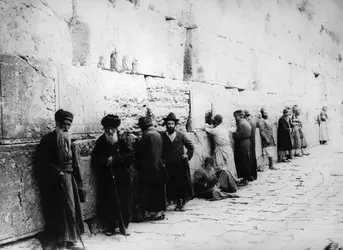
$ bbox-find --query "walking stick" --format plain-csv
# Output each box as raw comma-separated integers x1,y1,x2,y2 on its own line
108,163,128,241
60,179,86,250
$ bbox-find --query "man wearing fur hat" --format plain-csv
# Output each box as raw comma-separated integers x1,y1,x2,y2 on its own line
136,116,167,220
91,115,134,236
233,110,253,186
161,112,194,211
34,109,85,249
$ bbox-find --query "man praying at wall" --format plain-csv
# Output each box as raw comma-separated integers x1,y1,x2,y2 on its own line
233,110,253,186
244,110,258,180
91,115,134,236
258,108,277,170
317,106,330,145
136,116,167,221
34,109,85,250
162,112,194,211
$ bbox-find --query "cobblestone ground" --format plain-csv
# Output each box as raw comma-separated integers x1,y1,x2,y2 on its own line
82,142,343,250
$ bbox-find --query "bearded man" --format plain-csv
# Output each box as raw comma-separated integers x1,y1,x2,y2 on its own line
277,109,293,162
34,109,85,250
162,112,194,211
91,115,134,236
233,110,252,186
244,110,258,180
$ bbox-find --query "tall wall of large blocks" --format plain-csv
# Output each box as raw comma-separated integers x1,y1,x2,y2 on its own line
0,0,342,244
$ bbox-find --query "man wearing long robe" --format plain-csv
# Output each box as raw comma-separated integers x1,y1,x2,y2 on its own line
317,106,329,145
34,109,85,250
244,110,258,180
204,114,238,193
193,157,239,200
136,116,167,220
162,112,194,211
258,108,277,170
91,115,134,236
277,109,293,162
233,110,252,186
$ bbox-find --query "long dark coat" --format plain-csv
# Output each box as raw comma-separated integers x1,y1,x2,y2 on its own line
136,127,167,213
247,117,258,179
91,133,134,229
277,116,293,151
162,131,194,201
34,131,85,242
233,119,252,181
258,118,276,148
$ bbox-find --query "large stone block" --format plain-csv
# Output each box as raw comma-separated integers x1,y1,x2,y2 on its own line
190,82,239,130
146,77,189,128
0,55,56,143
135,0,192,26
76,0,186,79
42,0,74,22
0,0,73,64
0,238,42,250
58,66,148,134
0,145,43,245
186,27,251,89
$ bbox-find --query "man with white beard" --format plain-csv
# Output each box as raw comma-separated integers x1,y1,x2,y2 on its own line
91,115,134,236
34,109,85,250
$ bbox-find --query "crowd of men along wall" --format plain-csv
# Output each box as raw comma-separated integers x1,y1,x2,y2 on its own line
1,0,343,245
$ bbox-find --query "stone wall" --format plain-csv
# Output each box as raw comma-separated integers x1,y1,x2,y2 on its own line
1,0,343,245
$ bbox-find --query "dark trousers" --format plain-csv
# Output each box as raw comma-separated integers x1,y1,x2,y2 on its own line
236,139,252,181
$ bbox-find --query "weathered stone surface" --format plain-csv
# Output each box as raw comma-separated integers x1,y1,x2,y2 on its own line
0,0,73,64
42,0,74,23
146,77,189,128
58,67,148,134
0,238,42,250
0,55,56,142
0,144,43,245
76,0,186,79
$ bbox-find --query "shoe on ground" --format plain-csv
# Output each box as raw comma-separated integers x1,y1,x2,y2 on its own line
269,166,277,170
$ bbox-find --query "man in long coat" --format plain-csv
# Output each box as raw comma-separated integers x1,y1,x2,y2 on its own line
277,109,293,162
34,109,85,250
258,108,277,170
91,115,134,236
244,110,258,180
233,110,252,186
162,113,194,211
136,116,167,220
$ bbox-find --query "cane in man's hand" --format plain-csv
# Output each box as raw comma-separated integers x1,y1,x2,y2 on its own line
108,159,128,241
60,179,86,249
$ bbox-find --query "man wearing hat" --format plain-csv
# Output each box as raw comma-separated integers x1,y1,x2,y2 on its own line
233,110,253,186
277,109,293,162
136,116,167,220
34,109,85,249
244,110,258,180
161,112,194,211
91,114,134,236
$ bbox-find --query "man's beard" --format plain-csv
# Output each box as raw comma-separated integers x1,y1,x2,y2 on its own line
56,127,71,161
166,127,175,135
105,132,118,145
262,114,268,119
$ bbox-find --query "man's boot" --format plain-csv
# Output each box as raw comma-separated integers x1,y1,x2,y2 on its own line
269,157,277,170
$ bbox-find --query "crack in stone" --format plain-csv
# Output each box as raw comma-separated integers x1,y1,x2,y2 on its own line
18,55,53,80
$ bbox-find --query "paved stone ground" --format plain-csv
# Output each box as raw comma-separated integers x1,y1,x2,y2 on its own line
82,142,343,250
